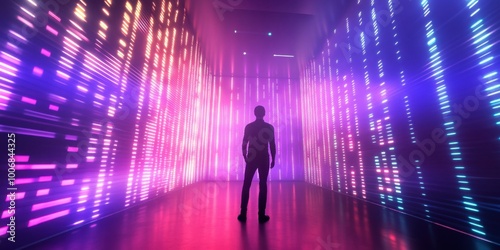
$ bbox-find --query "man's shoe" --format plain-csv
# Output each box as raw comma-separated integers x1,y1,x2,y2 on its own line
258,214,270,223
237,214,247,222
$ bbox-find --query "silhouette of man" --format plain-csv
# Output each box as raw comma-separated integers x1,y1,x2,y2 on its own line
238,105,276,223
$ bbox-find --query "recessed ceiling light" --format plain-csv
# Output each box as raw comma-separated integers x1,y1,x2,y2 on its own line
243,52,247,55
268,32,272,36
234,30,237,33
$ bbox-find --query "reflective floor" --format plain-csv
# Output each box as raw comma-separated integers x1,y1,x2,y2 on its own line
27,182,497,250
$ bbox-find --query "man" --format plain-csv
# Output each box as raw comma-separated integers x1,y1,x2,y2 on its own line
238,105,276,223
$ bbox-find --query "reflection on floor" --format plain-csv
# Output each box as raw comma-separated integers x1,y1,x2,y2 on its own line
28,181,496,250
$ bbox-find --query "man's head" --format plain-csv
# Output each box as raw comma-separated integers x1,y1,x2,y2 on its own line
254,105,265,119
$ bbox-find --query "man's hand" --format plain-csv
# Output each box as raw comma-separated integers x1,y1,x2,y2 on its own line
271,160,275,169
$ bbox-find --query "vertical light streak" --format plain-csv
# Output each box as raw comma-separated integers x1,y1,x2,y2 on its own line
419,0,485,235
464,0,500,135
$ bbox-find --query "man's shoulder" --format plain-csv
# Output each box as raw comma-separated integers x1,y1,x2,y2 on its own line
265,121,274,129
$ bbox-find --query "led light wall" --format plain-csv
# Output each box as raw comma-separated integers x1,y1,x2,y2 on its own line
0,0,213,247
301,0,500,245
206,76,304,181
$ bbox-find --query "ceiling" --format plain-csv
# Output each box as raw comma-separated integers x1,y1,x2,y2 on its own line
184,0,353,78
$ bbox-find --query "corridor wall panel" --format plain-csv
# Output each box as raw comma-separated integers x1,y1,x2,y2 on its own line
0,0,212,247
300,0,500,245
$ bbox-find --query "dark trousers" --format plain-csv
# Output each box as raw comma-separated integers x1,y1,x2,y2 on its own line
240,161,270,215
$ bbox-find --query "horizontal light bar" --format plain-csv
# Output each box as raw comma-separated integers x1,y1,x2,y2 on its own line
273,54,294,58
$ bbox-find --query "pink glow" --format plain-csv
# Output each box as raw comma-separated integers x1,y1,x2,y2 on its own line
32,198,71,211
49,104,59,111
61,179,75,186
36,189,50,196
41,48,51,57
28,209,70,227
1,210,14,219
65,135,77,141
77,85,88,93
17,16,33,28
56,70,70,80
67,164,78,169
46,25,59,36
0,226,6,236
48,11,61,22
14,155,29,162
16,164,55,170
15,178,35,184
4,192,24,201
32,66,43,76
39,176,53,182
67,146,78,152
73,220,84,225
21,96,37,105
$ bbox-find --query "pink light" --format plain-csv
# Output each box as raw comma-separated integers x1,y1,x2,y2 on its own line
32,66,43,77
41,48,51,57
46,25,59,36
36,189,50,196
61,179,75,186
28,209,70,227
15,178,35,184
16,164,55,170
48,11,61,22
9,30,27,42
65,135,77,141
48,93,67,103
1,210,14,219
4,192,25,201
1,51,20,65
0,62,17,76
0,226,6,236
86,156,95,162
67,146,78,152
21,96,37,105
67,164,78,169
49,104,59,111
73,220,84,225
39,176,53,182
16,16,33,28
77,85,88,93
56,70,70,80
32,198,71,211
14,155,29,162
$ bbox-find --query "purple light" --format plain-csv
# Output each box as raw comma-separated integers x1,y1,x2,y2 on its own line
36,189,50,196
61,180,75,186
4,192,25,202
21,96,36,105
48,104,59,111
32,67,43,76
16,164,56,170
32,198,72,212
41,48,51,57
28,210,70,227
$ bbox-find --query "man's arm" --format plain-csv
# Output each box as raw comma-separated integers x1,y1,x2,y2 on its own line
242,125,249,162
270,125,276,168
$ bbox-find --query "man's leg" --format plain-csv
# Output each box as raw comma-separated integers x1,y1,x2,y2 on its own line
257,162,270,222
239,164,257,221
